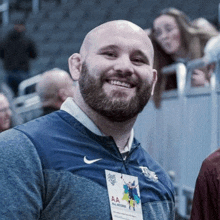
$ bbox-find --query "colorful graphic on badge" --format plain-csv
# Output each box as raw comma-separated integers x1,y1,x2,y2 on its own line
121,175,141,211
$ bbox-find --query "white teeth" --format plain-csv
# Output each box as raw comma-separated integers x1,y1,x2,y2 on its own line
109,80,131,88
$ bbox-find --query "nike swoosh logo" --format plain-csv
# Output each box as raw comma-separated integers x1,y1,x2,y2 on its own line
84,156,102,164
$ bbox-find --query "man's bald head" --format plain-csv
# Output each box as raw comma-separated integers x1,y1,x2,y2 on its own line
36,68,75,108
80,20,154,66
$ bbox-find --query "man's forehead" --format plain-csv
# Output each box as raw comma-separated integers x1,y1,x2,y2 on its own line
0,95,8,105
80,20,154,62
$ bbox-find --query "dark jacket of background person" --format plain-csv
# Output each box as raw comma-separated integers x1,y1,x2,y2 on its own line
0,23,37,96
190,148,220,220
0,29,37,72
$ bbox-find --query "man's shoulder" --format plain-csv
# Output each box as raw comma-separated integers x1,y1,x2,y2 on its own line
134,142,175,192
135,142,163,171
15,110,84,141
0,111,77,160
16,110,69,133
205,148,220,163
198,148,220,178
0,128,40,161
202,148,220,168
0,127,29,144
15,113,55,132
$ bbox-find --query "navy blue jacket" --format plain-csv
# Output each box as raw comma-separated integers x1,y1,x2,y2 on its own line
0,110,175,219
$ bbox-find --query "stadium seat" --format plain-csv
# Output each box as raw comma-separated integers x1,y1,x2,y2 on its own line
53,56,69,71
31,56,52,75
48,10,65,21
68,8,86,20
33,32,49,43
56,19,78,32
13,92,43,122
38,21,57,32
48,32,71,43
39,42,61,57
18,74,42,96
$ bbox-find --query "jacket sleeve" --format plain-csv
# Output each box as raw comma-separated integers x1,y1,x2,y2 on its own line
0,129,44,219
0,43,4,59
28,40,38,59
190,159,219,220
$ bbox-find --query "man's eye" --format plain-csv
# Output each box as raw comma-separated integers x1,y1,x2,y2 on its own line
132,58,145,64
103,51,117,57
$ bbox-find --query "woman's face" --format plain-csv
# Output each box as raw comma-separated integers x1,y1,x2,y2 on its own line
153,15,182,55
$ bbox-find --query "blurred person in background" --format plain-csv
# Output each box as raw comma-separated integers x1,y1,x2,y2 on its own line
192,18,219,35
0,82,24,126
189,18,219,88
191,68,210,87
0,93,12,132
36,68,75,116
0,19,37,96
191,33,220,88
150,7,217,108
203,34,220,73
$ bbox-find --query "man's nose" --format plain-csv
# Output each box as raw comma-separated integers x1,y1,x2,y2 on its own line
6,108,12,118
113,56,134,76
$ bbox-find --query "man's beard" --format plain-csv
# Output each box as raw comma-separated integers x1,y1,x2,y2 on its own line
78,62,153,122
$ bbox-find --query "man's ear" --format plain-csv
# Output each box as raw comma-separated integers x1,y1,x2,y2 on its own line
68,53,82,81
151,69,157,96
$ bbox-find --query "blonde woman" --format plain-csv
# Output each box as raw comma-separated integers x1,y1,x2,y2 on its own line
150,8,217,108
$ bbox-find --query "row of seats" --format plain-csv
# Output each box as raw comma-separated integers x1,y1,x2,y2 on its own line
2,0,218,76
31,55,69,75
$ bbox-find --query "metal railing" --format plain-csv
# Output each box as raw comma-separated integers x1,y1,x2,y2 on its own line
32,0,40,14
162,63,187,96
159,57,220,219
173,183,194,219
0,0,9,25
18,74,42,96
13,92,42,122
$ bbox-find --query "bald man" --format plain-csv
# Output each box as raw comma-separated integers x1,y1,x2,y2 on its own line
0,20,175,219
0,93,12,132
36,68,75,115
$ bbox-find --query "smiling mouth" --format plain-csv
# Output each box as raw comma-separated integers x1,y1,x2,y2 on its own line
107,80,134,88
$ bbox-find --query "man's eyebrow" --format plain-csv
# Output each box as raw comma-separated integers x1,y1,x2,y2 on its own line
98,45,119,53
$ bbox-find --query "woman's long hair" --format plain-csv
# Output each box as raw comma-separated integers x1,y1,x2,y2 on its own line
150,8,217,108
